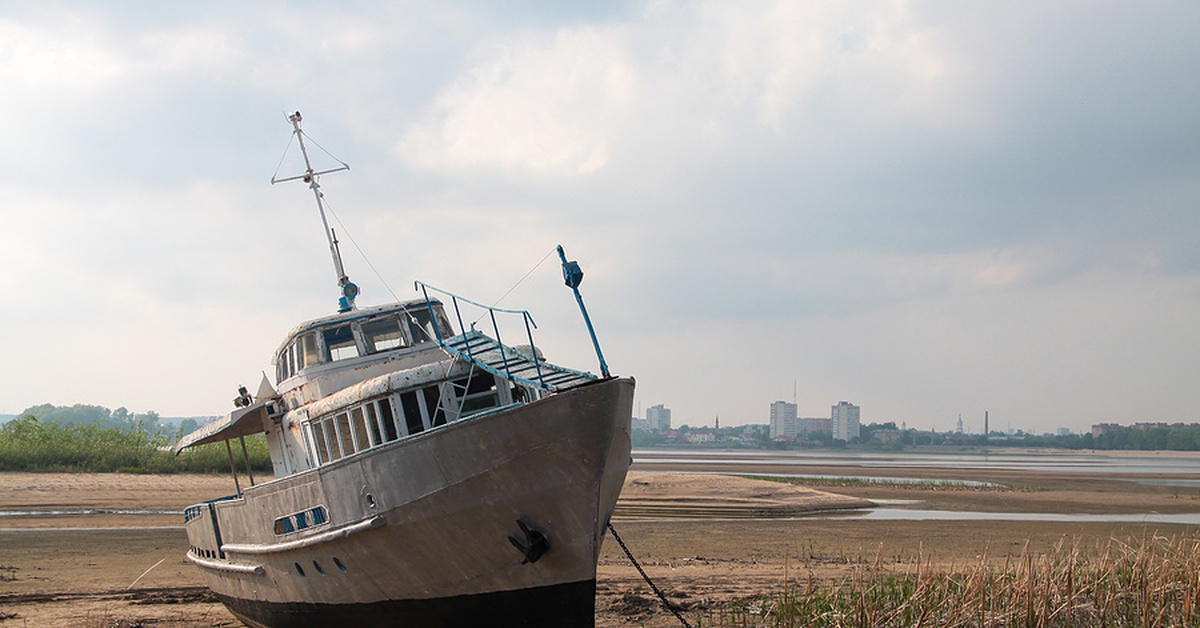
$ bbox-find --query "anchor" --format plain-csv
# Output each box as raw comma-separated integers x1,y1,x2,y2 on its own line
507,519,549,564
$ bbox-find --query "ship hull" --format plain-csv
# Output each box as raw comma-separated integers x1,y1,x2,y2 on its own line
185,377,634,628
216,579,595,628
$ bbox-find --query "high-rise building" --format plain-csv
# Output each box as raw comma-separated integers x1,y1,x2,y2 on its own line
646,404,671,432
769,401,798,439
832,401,860,441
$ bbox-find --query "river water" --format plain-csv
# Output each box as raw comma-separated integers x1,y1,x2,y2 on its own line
634,448,1200,476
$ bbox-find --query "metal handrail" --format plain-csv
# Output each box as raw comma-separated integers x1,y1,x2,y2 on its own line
413,281,545,387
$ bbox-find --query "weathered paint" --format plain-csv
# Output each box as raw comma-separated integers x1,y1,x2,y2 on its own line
184,377,633,627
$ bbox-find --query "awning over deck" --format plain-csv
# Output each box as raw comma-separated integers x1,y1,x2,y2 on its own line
174,399,272,454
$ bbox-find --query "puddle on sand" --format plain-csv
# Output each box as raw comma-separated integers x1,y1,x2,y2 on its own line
811,509,1200,524
0,508,181,517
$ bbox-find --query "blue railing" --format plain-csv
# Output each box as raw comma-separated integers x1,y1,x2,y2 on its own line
414,281,546,388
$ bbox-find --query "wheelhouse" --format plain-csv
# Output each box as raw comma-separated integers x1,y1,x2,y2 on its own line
267,296,557,474
274,299,456,384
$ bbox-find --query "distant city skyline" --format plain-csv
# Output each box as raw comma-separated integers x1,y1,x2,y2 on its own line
635,398,1096,436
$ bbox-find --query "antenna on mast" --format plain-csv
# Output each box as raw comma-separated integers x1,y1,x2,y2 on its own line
271,111,358,312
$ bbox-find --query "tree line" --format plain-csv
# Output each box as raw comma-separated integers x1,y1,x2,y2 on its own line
633,421,1200,451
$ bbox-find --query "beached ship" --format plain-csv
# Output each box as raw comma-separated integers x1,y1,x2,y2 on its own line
175,112,634,627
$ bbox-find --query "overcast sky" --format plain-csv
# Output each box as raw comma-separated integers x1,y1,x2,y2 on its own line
2,1,1197,432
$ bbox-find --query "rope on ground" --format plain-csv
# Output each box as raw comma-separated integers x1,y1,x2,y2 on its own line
607,522,693,628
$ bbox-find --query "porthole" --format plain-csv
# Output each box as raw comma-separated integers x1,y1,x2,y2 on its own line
313,560,325,576
294,562,306,577
333,557,347,572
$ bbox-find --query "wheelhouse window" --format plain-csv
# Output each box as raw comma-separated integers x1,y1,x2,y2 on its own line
277,332,320,382
362,317,406,353
300,333,319,367
323,325,359,362
276,305,456,383
405,308,453,345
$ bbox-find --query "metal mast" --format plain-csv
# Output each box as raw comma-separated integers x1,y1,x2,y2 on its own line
271,111,358,312
557,245,610,378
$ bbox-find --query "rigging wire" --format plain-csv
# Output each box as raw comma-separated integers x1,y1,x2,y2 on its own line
491,247,557,309
300,131,351,171
322,196,400,303
322,196,443,346
271,117,438,347
271,125,350,182
471,247,558,328
270,131,297,183
277,122,552,347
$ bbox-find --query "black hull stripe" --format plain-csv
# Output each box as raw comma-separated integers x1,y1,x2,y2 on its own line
217,579,596,628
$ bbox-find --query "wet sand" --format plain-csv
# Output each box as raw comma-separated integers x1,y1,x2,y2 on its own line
2,454,1199,627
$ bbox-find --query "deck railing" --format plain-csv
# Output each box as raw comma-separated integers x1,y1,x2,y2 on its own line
413,281,546,388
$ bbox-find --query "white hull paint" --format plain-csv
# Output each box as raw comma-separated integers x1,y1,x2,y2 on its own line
185,377,633,627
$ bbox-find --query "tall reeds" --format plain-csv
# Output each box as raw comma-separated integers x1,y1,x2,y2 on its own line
0,416,270,473
695,534,1200,627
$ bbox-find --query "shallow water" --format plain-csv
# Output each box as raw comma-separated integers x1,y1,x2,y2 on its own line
811,509,1200,524
634,448,1200,524
635,448,1200,476
0,508,181,517
661,470,1004,487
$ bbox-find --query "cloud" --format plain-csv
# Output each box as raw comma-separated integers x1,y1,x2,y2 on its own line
1,0,1197,433
0,13,127,87
399,26,637,176
697,0,949,131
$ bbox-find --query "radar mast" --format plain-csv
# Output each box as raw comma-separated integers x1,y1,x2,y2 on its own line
271,111,358,312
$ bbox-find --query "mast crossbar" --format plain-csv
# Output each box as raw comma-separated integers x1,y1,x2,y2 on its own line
273,111,359,312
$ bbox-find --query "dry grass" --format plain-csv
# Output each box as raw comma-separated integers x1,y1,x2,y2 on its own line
693,534,1200,627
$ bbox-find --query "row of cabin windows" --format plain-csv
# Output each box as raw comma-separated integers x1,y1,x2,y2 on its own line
304,372,534,466
277,308,453,382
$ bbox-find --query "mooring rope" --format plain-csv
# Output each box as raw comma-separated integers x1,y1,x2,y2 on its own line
607,522,693,628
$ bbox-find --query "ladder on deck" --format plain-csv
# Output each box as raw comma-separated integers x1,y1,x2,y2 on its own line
440,330,597,392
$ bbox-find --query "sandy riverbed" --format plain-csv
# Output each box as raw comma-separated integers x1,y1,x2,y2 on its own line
2,458,1199,627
